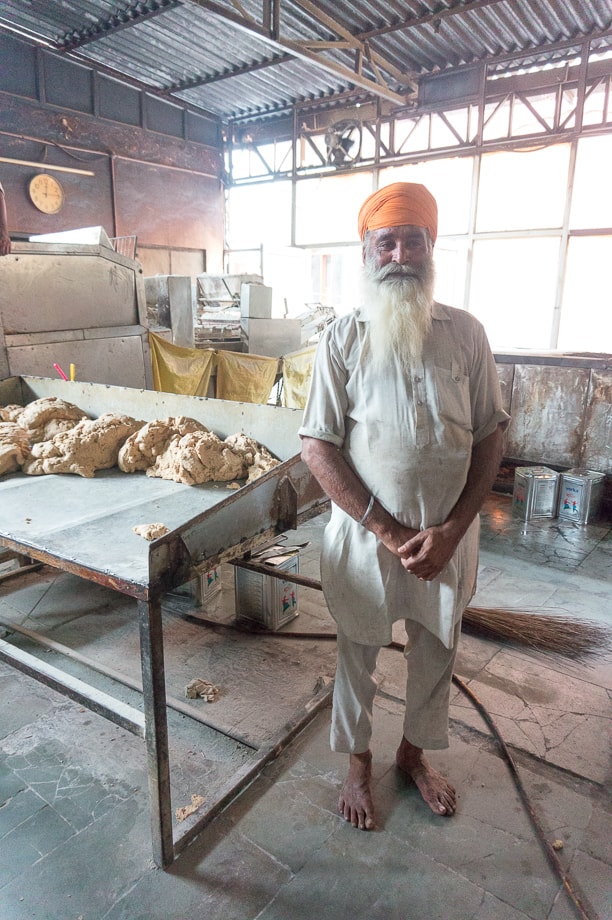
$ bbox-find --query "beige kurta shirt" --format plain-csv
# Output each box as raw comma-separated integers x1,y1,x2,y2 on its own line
299,302,510,649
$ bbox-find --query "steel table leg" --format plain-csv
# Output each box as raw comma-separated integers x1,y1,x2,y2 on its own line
137,598,174,868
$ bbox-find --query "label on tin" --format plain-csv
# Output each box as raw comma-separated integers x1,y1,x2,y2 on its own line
559,481,584,517
512,480,527,513
532,479,558,515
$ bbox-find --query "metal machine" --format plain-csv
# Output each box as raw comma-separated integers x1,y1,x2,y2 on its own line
195,273,336,356
0,229,152,388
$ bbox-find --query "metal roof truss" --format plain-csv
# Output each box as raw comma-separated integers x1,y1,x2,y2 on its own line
228,47,612,183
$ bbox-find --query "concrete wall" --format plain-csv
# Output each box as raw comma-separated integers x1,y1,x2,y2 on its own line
495,353,611,477
0,33,226,273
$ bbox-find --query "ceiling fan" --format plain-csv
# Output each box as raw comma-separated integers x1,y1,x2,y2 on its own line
324,119,362,167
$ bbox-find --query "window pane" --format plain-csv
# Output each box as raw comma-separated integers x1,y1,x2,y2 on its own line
250,245,363,318
295,172,373,245
308,246,362,316
476,145,570,232
570,135,612,229
228,140,292,180
469,237,560,349
433,240,468,308
226,249,262,277
583,79,611,126
261,246,312,316
558,236,612,353
226,182,292,249
379,157,473,235
512,90,560,136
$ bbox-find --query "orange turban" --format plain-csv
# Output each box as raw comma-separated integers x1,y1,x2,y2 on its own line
358,182,438,244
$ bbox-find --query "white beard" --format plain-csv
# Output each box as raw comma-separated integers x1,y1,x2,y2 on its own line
362,256,435,372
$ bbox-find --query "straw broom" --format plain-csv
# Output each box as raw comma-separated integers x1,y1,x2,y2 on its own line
462,605,611,661
234,560,611,662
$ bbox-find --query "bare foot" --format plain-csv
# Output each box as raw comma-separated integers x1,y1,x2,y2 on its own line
396,736,457,816
338,750,376,830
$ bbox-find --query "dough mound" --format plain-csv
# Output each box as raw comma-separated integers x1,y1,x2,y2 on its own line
133,523,170,541
224,432,280,483
2,401,280,486
17,397,88,443
23,413,142,478
119,416,245,485
118,416,208,472
0,422,32,476
0,404,25,423
149,430,246,485
118,417,281,485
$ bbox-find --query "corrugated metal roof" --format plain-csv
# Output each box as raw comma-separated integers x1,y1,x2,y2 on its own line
1,0,610,125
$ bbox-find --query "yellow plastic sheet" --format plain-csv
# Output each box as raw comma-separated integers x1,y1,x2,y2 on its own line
282,344,317,408
149,332,214,397
215,350,279,404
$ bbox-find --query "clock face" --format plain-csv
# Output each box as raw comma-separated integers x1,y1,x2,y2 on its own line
29,174,65,214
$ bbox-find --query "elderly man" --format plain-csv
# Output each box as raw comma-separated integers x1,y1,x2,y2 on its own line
299,182,509,830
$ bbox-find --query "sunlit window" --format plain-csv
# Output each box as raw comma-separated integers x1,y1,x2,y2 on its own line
477,145,570,232
295,172,372,245
433,240,468,308
307,246,362,315
228,141,293,180
226,134,611,353
226,181,292,249
570,135,612,229
469,237,561,350
582,79,611,126
514,90,560,136
225,249,262,277
558,236,612,352
261,245,313,316
379,157,473,236
394,116,431,156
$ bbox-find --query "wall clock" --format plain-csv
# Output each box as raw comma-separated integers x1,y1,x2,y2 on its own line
28,173,65,214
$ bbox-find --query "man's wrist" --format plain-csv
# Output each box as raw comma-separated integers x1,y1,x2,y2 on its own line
439,516,469,546
358,495,375,526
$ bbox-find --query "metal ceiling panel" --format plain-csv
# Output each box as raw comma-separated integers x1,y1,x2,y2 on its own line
0,0,610,125
177,58,347,119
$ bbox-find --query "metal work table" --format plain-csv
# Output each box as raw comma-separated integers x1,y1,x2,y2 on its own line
0,376,327,867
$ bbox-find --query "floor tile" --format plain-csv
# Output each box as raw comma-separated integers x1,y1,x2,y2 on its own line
0,493,610,920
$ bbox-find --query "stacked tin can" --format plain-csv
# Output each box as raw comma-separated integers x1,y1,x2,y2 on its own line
557,469,605,524
235,552,299,630
512,465,605,523
511,466,560,520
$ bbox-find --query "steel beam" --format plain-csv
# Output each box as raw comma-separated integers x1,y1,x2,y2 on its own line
0,638,145,736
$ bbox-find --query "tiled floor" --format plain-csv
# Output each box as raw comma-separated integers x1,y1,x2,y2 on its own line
0,492,610,920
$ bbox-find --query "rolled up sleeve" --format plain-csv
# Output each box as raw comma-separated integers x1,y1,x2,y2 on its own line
298,322,350,448
469,322,511,445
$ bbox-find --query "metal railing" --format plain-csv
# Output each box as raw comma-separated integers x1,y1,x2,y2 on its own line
109,235,138,259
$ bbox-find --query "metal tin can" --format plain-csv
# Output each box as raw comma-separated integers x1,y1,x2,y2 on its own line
557,469,605,524
512,466,560,520
235,554,299,631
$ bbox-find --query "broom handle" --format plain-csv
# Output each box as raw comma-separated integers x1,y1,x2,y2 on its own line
451,672,593,920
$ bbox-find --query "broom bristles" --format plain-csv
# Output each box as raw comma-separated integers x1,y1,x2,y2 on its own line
463,606,611,661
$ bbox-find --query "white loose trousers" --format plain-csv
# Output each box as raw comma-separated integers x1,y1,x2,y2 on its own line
331,619,462,753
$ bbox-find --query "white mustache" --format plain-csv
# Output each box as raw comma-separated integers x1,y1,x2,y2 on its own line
382,264,418,277
368,263,421,283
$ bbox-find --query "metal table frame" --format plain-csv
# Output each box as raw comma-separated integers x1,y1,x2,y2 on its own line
0,376,328,867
